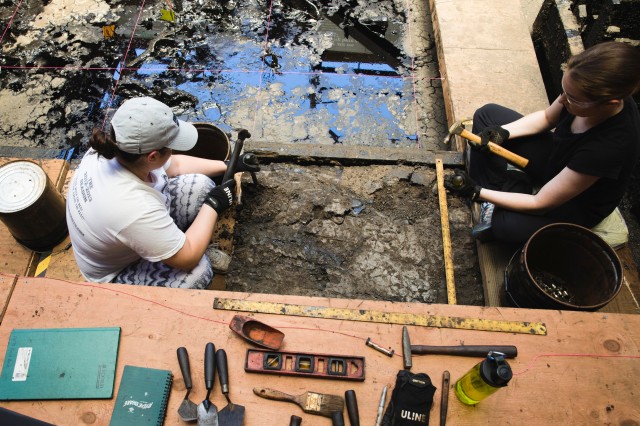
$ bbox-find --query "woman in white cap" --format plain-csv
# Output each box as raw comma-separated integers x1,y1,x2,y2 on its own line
66,96,259,289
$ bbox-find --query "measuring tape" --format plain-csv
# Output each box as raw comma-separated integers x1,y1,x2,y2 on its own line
213,298,547,335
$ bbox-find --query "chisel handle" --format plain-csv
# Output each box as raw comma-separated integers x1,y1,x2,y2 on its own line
411,345,518,358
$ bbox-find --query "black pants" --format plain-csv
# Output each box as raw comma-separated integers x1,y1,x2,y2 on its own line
469,104,592,244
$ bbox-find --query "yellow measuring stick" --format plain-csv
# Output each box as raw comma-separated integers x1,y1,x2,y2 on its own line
213,298,547,335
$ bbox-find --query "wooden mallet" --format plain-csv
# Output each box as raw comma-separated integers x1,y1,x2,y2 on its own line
447,120,529,169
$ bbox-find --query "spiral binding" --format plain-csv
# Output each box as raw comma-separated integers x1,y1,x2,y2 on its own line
158,373,173,426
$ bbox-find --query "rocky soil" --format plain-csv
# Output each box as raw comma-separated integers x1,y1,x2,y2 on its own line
225,162,484,305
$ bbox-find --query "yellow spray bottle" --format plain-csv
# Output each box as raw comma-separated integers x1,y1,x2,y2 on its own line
454,351,513,405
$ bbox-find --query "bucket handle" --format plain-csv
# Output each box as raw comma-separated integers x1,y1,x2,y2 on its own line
503,248,523,308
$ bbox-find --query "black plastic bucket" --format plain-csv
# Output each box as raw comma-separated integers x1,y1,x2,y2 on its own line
174,122,230,161
503,223,622,311
0,160,68,251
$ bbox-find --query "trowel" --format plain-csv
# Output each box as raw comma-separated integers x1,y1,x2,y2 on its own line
197,342,219,426
216,348,246,425
177,347,198,422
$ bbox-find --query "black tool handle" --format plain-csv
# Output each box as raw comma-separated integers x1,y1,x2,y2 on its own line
289,415,302,426
222,129,251,182
440,370,450,426
345,390,360,426
215,348,229,396
204,342,216,390
411,345,517,358
331,410,345,426
177,347,192,390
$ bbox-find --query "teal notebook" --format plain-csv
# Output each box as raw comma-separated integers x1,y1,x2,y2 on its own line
109,365,173,426
0,327,121,400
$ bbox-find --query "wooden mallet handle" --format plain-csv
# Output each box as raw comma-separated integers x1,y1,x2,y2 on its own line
460,129,529,169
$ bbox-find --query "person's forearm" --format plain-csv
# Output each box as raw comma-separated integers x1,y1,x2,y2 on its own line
502,110,554,139
477,188,545,213
165,206,218,271
501,98,563,139
166,154,226,178
184,206,218,256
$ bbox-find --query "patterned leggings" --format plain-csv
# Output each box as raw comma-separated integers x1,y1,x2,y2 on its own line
112,174,216,289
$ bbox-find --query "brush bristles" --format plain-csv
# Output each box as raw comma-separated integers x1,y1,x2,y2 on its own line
303,392,344,416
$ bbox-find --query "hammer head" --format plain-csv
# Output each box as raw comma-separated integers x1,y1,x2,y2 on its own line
402,326,412,370
238,129,251,141
447,120,466,137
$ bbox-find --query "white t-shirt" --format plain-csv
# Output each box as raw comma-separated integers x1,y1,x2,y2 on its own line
66,150,185,282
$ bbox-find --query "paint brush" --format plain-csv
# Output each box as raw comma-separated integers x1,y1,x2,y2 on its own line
253,387,344,418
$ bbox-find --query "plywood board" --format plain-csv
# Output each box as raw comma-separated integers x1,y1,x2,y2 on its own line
0,275,16,324
0,276,639,424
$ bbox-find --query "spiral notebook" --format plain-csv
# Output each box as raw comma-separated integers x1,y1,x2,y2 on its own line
109,365,172,426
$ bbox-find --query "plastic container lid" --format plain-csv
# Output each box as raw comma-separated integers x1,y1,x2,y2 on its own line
0,161,47,213
480,352,513,388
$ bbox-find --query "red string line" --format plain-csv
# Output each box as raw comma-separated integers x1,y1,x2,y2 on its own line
512,352,640,376
404,0,422,149
101,0,148,130
0,0,24,46
252,0,276,136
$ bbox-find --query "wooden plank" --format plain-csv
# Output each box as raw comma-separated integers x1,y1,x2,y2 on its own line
0,275,17,324
476,239,519,307
600,246,640,314
0,276,639,424
0,158,68,277
245,141,464,166
32,167,83,282
428,0,548,123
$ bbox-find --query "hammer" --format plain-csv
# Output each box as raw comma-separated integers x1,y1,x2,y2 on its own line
223,129,252,205
402,326,517,370
447,120,529,169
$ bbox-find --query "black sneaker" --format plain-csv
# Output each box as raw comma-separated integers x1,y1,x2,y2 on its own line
471,202,495,241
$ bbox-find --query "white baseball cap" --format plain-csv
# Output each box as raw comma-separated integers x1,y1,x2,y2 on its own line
111,97,198,154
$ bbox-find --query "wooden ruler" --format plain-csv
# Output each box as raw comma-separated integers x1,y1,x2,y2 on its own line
213,298,547,335
436,158,457,304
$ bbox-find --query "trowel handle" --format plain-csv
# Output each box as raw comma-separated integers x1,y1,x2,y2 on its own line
411,345,517,358
204,342,216,391
177,347,193,390
215,349,230,395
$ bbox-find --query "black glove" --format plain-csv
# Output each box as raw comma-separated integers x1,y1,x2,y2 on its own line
475,125,510,151
204,179,236,214
225,153,260,173
444,170,482,201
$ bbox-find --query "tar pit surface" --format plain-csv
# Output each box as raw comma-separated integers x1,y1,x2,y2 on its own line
0,0,483,304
